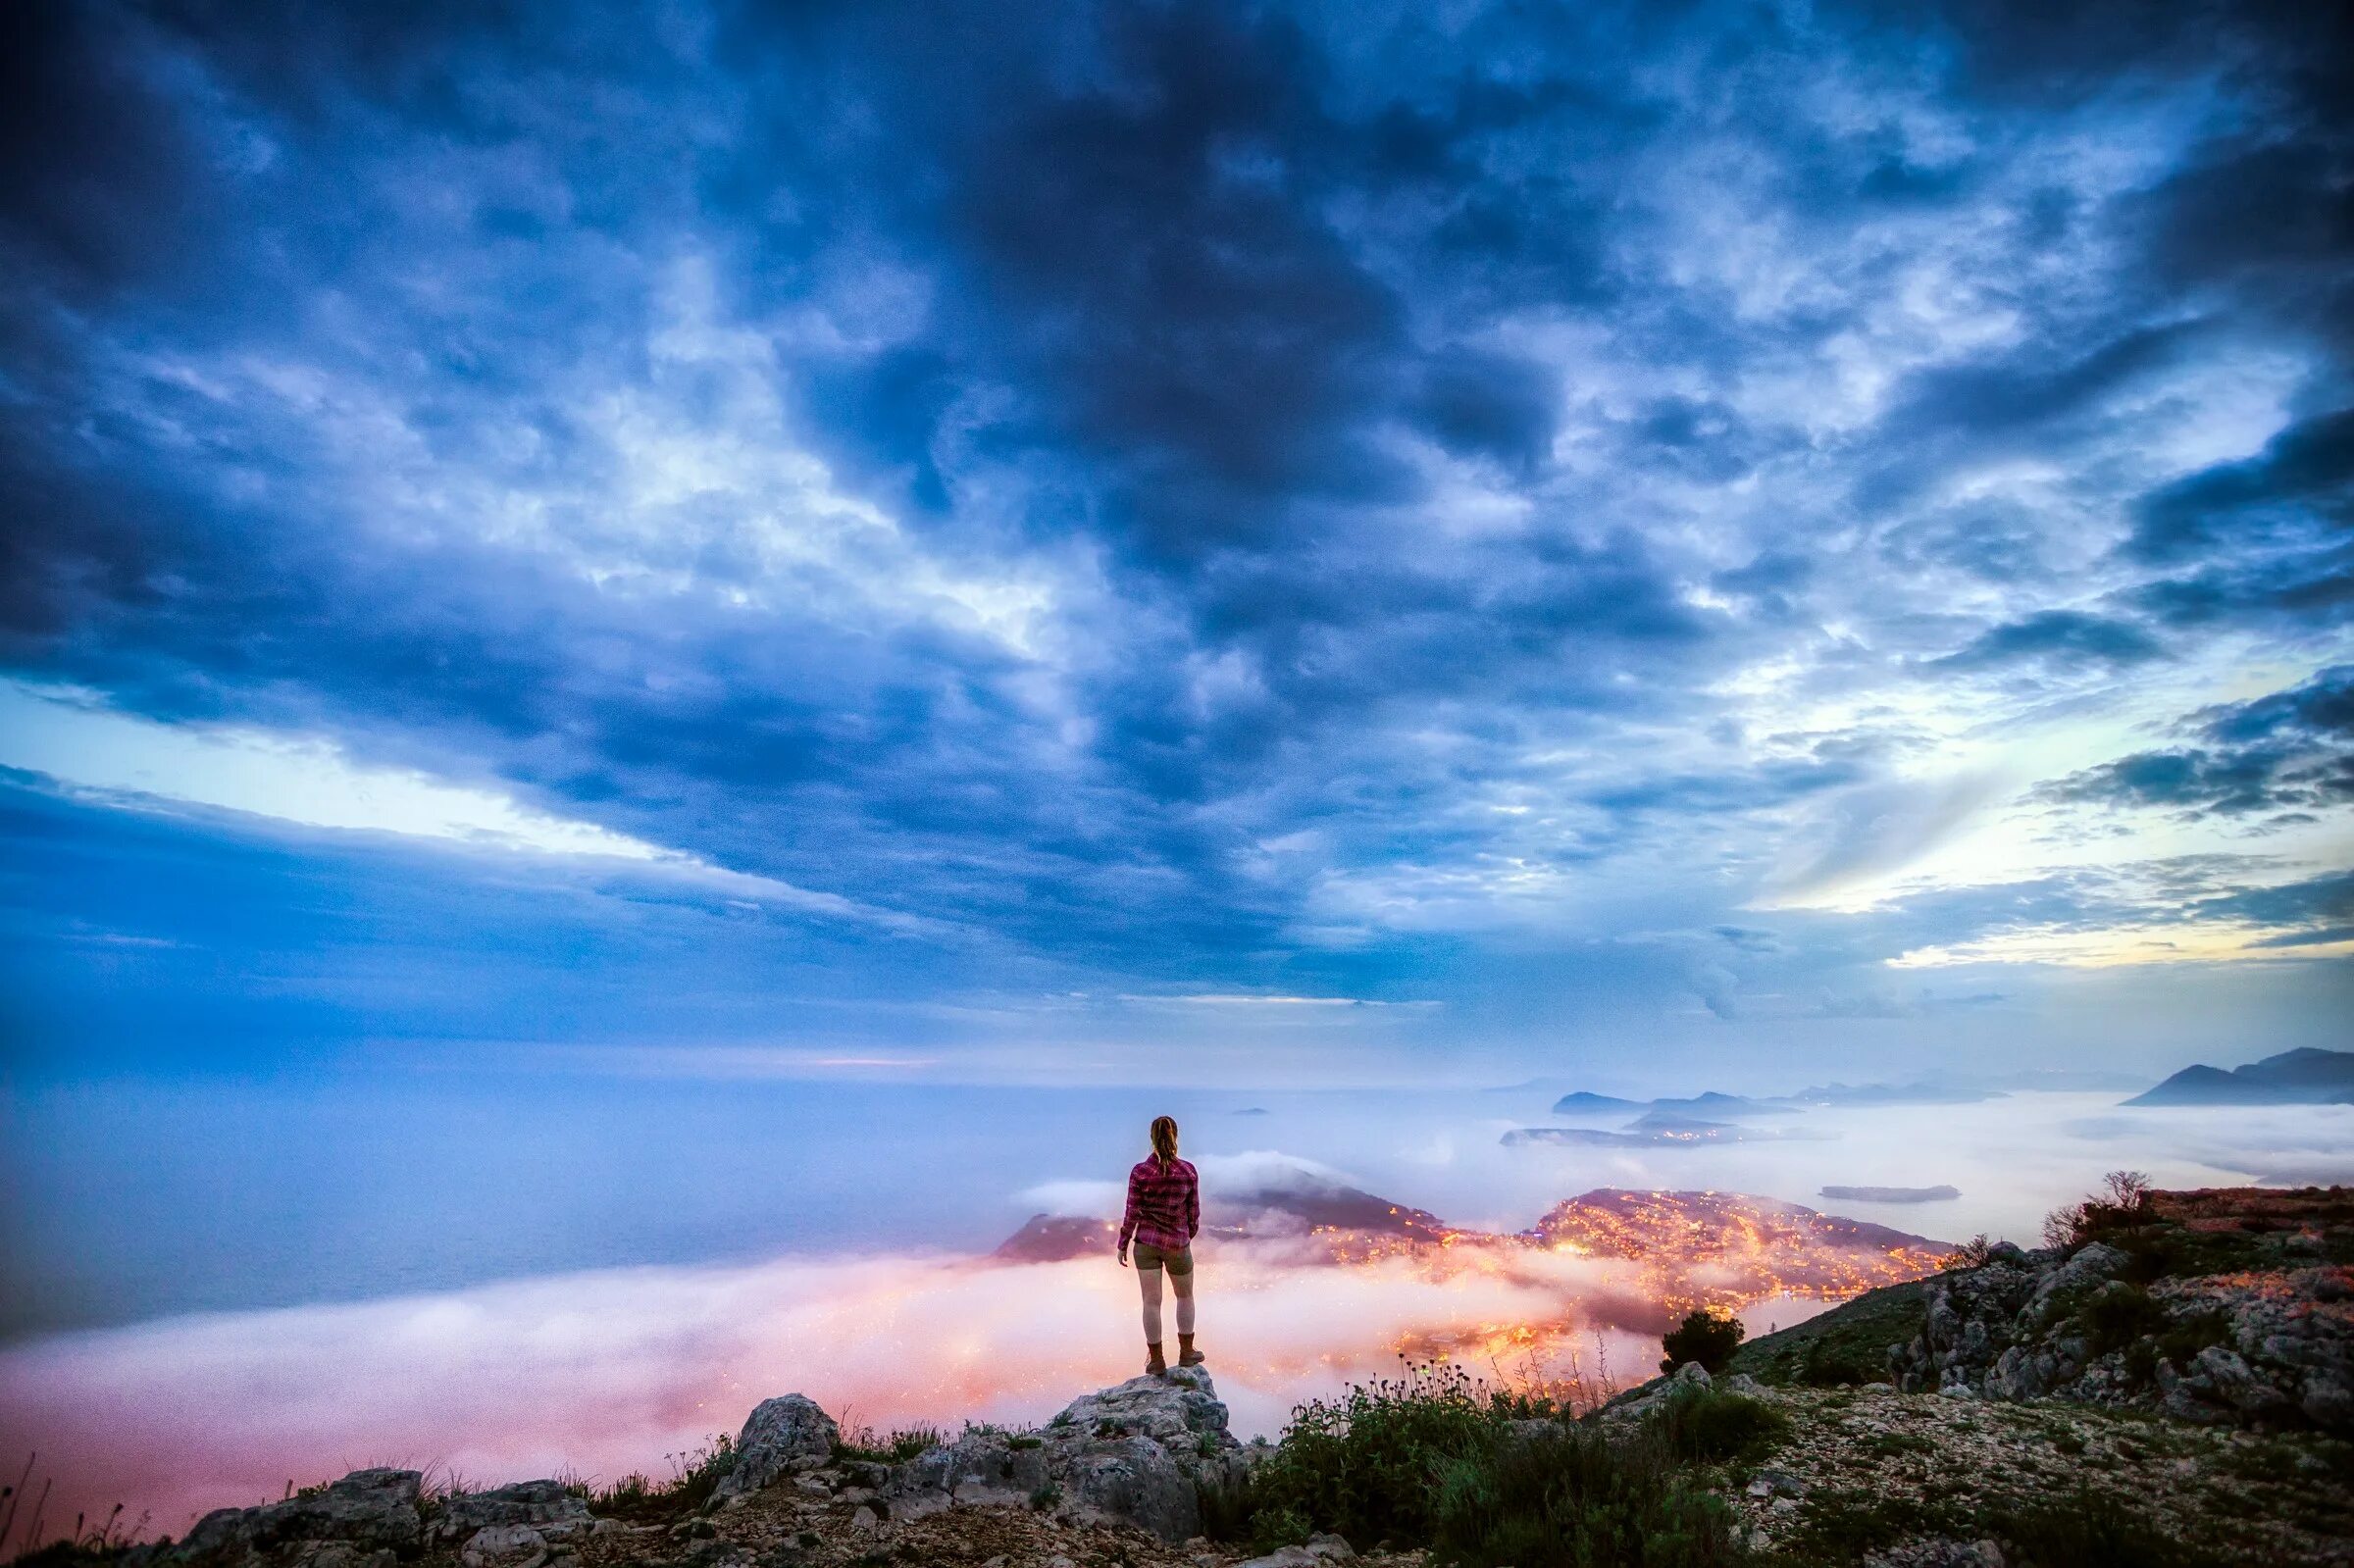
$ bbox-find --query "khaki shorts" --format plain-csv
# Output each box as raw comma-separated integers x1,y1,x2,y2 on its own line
1133,1241,1194,1275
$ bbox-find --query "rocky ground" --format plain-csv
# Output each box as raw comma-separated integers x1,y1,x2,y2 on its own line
1705,1370,2347,1565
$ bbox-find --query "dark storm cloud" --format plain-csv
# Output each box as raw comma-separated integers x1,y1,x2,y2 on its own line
3,0,2351,1069
2037,668,2354,819
2129,407,2354,562
0,5,213,299
2128,543,2354,632
1929,610,2167,672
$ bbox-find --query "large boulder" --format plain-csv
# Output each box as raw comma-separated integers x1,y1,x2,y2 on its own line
169,1469,423,1567
881,1365,1245,1542
712,1393,842,1501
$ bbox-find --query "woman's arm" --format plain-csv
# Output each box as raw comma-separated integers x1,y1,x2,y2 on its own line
1117,1165,1142,1256
1186,1163,1201,1239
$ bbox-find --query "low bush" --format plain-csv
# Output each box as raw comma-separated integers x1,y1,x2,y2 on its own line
1430,1424,1746,1568
1243,1361,1502,1548
1203,1360,1764,1566
1648,1390,1789,1465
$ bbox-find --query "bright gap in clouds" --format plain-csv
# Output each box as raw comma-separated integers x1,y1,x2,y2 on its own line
0,682,660,859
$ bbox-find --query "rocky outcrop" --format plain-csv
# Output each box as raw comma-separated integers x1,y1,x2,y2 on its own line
712,1393,841,1501
1889,1238,2353,1434
436,1481,592,1542
431,1480,608,1568
880,1365,1248,1542
163,1469,424,1568
141,1472,617,1568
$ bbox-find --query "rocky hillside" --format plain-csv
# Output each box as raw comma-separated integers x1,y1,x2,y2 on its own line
1732,1184,2354,1434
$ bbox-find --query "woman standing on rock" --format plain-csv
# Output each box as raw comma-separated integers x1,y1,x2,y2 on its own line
1116,1114,1203,1377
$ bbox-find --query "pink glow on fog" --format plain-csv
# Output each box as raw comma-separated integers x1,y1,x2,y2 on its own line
0,1242,1673,1543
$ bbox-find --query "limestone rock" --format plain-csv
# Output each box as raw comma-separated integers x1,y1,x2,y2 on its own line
713,1394,841,1500
1887,1234,2351,1435
438,1481,591,1542
170,1469,423,1567
881,1365,1243,1542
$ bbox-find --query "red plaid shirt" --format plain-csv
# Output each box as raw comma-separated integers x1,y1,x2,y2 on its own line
1118,1156,1200,1252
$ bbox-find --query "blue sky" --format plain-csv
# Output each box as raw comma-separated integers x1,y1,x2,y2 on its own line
2,0,2349,1086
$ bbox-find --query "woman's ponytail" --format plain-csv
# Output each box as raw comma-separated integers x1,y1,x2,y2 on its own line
1149,1115,1179,1167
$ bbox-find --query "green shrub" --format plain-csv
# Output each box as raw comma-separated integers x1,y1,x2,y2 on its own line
1250,1505,1312,1555
1429,1423,1748,1567
1648,1390,1790,1465
1206,1360,1766,1566
1245,1361,1501,1548
1659,1310,1745,1375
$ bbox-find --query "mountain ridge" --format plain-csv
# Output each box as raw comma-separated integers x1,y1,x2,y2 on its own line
2124,1046,2354,1105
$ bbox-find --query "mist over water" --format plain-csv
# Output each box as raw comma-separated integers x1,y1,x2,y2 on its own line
4,1074,2349,1541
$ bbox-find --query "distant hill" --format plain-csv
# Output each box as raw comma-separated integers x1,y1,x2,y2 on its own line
1550,1089,1646,1116
2124,1047,2354,1106
1549,1081,2006,1120
991,1213,1119,1263
1649,1090,1778,1119
1548,1088,1788,1119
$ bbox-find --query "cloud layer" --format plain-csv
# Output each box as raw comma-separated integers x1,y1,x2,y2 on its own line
1,0,2350,1074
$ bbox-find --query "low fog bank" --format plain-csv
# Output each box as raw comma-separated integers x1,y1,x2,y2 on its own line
0,1241,1661,1545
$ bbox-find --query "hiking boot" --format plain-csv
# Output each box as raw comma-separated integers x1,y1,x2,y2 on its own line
1178,1334,1204,1367
1145,1340,1168,1377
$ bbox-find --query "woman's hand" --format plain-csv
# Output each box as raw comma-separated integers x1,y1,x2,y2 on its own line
1116,1244,1129,1268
